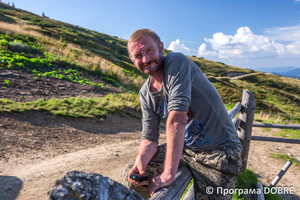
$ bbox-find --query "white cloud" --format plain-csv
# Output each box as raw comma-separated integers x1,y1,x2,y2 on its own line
167,26,300,69
198,27,289,59
167,39,190,54
264,24,300,55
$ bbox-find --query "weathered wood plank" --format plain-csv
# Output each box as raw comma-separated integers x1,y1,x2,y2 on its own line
150,165,193,200
237,90,256,173
251,136,300,144
253,123,300,129
182,183,195,200
233,117,241,132
228,102,241,119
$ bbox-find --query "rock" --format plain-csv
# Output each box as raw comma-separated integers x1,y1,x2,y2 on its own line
49,171,144,200
0,72,14,76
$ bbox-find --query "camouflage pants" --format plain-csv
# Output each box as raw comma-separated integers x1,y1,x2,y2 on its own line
123,144,242,200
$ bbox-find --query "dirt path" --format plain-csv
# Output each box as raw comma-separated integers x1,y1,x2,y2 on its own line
1,140,140,200
248,127,300,200
0,112,299,200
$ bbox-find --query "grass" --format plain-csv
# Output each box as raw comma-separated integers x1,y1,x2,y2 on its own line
262,127,271,133
274,129,300,140
0,93,140,119
233,169,281,200
270,153,300,170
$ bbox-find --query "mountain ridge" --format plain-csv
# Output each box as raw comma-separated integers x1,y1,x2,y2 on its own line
255,66,300,79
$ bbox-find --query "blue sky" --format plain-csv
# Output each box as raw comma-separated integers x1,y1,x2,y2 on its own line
6,0,300,70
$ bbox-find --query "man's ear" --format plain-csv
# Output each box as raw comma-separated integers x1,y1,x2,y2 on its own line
159,42,164,54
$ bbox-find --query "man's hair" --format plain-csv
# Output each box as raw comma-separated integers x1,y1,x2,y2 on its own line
127,28,162,55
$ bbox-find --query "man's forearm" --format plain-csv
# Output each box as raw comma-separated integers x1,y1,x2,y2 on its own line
164,110,187,178
136,139,158,167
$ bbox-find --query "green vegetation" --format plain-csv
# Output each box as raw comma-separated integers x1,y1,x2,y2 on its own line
32,68,104,88
270,153,300,169
3,79,11,86
233,169,281,200
262,127,271,133
0,93,140,118
274,129,300,140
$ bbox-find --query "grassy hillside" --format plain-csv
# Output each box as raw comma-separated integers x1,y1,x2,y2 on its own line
0,2,299,123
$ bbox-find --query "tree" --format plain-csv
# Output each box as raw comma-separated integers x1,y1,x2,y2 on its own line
12,2,15,7
42,12,46,17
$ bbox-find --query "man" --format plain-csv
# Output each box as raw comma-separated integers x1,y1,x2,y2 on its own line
124,28,242,200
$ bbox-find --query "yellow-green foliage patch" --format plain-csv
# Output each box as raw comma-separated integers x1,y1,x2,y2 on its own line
0,93,140,118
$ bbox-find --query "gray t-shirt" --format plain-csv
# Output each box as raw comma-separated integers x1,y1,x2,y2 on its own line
139,52,242,151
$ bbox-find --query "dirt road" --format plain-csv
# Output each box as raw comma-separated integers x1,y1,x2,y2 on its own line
0,111,299,200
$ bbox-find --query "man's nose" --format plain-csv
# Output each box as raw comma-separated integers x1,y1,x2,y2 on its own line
142,54,150,63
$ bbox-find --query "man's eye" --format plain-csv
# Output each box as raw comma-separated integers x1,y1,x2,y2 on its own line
135,54,142,59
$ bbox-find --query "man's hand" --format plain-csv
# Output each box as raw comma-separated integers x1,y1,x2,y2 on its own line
150,172,175,196
128,139,158,186
128,156,149,186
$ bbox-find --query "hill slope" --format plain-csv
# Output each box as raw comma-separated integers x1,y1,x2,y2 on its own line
0,2,299,123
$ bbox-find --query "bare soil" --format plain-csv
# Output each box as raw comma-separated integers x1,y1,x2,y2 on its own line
0,69,299,200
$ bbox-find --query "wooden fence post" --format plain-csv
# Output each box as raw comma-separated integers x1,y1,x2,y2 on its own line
237,89,256,172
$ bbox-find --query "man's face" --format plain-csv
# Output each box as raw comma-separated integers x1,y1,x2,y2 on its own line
128,35,164,76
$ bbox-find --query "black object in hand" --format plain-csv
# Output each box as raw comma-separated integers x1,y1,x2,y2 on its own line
130,173,149,182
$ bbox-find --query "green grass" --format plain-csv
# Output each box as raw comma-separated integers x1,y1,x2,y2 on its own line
270,153,300,170
0,93,140,118
274,129,300,140
262,127,271,132
233,169,281,200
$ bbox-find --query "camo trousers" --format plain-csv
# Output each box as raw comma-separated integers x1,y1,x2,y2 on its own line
123,144,242,200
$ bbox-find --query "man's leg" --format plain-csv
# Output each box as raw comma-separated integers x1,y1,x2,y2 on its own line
181,147,242,200
123,144,166,199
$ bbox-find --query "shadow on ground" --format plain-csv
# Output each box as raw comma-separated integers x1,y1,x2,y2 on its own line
0,176,22,200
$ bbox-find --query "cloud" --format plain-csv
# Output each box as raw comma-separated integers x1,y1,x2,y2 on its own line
197,26,295,59
264,24,300,55
167,39,190,54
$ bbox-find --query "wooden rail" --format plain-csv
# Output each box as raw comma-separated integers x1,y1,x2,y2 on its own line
251,136,300,144
150,165,193,200
253,123,300,129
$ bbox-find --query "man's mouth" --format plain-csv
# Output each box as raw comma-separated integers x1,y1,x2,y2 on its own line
143,60,157,68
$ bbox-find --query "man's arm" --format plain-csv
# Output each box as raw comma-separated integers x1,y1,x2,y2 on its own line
150,110,187,195
128,139,158,185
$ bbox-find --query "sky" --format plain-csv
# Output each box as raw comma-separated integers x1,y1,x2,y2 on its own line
5,0,300,70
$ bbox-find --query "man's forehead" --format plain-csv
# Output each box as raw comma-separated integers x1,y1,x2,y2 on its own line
129,36,157,52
